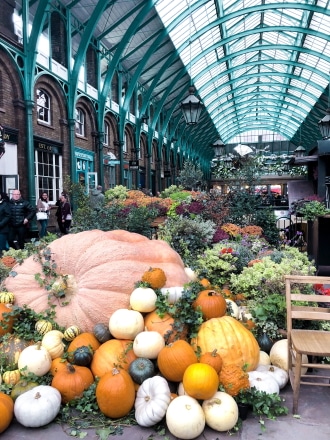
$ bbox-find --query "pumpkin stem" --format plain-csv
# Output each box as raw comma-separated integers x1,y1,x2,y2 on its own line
211,349,218,357
34,392,41,399
112,367,120,375
35,341,42,350
66,363,76,374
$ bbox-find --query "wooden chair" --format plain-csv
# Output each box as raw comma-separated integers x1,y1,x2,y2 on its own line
285,275,330,414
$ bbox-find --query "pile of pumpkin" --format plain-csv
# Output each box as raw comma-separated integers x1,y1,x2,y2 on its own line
0,266,291,439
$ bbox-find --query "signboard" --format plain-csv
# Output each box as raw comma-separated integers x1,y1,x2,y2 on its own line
129,160,139,170
164,170,171,177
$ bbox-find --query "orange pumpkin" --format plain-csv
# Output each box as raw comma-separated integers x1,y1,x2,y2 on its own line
0,392,14,433
4,230,190,332
96,367,135,418
193,289,227,320
199,278,211,288
0,303,15,337
50,357,68,376
157,340,198,382
144,310,187,343
218,364,250,396
91,339,137,377
191,316,260,372
141,267,166,289
199,349,223,373
51,363,94,403
67,332,100,361
183,363,219,400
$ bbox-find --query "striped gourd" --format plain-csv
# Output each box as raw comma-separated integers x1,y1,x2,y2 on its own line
0,292,15,304
35,320,53,335
63,325,81,341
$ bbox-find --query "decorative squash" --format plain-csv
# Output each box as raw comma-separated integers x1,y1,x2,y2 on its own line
0,391,14,434
159,286,184,304
256,364,289,389
96,367,135,418
0,336,32,369
93,323,112,343
202,391,239,432
134,376,171,427
18,342,52,376
2,369,21,385
199,349,223,373
41,330,65,359
10,379,39,401
248,370,280,395
109,308,144,340
130,286,157,312
157,340,198,382
182,363,219,400
191,316,260,372
133,330,165,359
0,303,15,336
63,325,81,341
128,357,155,384
14,385,61,427
91,339,137,377
73,346,93,366
51,363,94,403
0,291,15,304
4,230,190,332
218,364,250,397
257,332,274,354
193,289,227,320
258,350,271,366
35,319,52,335
166,395,205,439
67,332,101,361
141,267,166,289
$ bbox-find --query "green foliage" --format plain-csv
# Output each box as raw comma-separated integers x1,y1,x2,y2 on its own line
159,185,184,198
104,185,128,201
297,200,330,221
250,294,287,334
176,160,204,190
254,208,280,246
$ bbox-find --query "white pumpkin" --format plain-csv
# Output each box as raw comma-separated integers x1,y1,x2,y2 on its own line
258,350,271,366
269,339,308,374
177,381,187,396
226,299,239,319
130,287,157,312
202,391,239,432
248,370,280,395
256,364,289,389
18,342,52,377
166,395,205,440
133,330,165,359
184,267,198,282
135,376,171,427
160,286,184,304
109,308,144,339
41,330,65,359
14,385,61,427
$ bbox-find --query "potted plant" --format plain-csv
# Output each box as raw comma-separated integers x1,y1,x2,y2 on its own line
297,199,330,221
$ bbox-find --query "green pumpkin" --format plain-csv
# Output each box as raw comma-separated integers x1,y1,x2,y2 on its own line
93,323,112,343
11,380,39,401
128,357,155,384
0,336,32,369
73,345,93,366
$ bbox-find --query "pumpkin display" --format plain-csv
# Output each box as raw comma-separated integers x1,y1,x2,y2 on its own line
41,329,65,359
96,367,135,418
258,350,271,366
134,376,171,427
225,299,240,319
218,364,250,397
14,385,61,427
63,325,81,341
35,319,53,335
130,286,157,312
166,395,205,439
91,339,137,377
0,391,14,434
193,289,227,320
10,379,39,401
50,357,68,376
269,339,308,374
73,345,93,366
93,322,112,343
0,303,15,336
2,369,21,385
18,342,52,376
248,370,280,395
128,357,155,384
67,332,101,361
141,267,166,289
157,340,198,382
159,286,184,304
182,363,219,400
0,336,32,369
202,391,239,432
109,308,144,339
199,349,223,373
4,230,190,332
133,330,165,359
51,363,94,403
191,316,260,371
256,364,289,389
184,267,198,282
0,291,15,304
144,310,187,343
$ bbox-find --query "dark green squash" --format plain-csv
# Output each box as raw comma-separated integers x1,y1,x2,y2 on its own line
10,380,39,401
73,345,93,366
128,357,155,384
257,332,274,354
93,323,112,344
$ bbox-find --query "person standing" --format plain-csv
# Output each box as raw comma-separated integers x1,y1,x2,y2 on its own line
60,193,72,234
8,189,35,249
36,192,51,238
0,192,11,254
55,192,66,234
89,185,105,210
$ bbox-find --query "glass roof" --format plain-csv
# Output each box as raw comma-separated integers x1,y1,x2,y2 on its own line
155,0,330,144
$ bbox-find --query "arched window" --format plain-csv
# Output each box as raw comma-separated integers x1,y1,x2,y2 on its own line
104,121,110,146
36,89,51,124
75,108,85,136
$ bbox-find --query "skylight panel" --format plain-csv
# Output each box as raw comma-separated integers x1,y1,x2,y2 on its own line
230,33,259,52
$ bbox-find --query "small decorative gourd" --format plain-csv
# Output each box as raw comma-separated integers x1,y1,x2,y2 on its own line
10,379,39,401
199,349,223,373
73,346,93,367
41,330,65,359
35,319,52,336
141,267,166,289
109,308,144,340
130,286,157,313
14,385,61,427
128,357,155,384
135,376,171,427
133,329,165,359
2,369,21,385
93,323,112,343
0,292,15,304
63,325,81,341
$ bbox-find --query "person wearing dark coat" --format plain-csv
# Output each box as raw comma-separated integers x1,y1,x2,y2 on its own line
0,192,11,254
8,189,36,249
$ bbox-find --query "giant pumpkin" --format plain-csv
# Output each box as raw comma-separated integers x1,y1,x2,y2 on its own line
4,230,190,332
191,316,259,372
